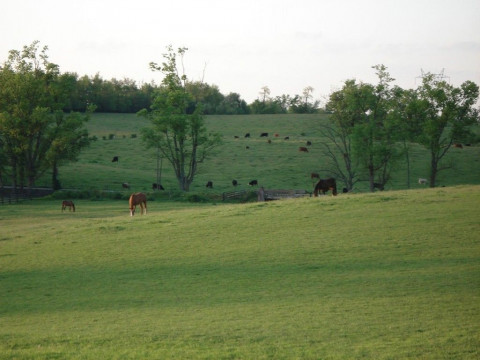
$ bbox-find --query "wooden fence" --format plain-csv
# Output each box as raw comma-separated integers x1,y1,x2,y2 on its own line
263,189,311,200
222,189,311,202
0,187,54,205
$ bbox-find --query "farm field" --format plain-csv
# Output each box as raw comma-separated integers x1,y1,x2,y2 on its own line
1,186,479,359
33,113,480,196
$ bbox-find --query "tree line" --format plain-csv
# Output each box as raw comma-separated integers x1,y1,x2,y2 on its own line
1,42,479,193
57,72,320,115
322,65,479,190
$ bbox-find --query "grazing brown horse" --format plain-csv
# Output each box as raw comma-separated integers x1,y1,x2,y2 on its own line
129,192,147,216
62,200,75,212
313,178,338,196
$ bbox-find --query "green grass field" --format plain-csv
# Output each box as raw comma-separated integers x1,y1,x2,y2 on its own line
34,113,480,195
1,186,479,359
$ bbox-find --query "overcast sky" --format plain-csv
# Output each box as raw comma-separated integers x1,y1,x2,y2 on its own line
1,0,479,104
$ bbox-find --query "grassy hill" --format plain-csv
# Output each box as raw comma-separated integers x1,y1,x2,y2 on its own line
1,185,479,358
34,113,480,196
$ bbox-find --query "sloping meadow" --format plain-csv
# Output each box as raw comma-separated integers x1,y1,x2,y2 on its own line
1,186,479,358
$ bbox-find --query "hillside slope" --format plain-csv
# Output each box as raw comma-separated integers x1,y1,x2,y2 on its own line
1,186,479,358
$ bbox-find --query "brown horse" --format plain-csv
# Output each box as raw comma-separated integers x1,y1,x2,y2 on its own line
129,192,147,216
313,178,338,196
62,200,75,212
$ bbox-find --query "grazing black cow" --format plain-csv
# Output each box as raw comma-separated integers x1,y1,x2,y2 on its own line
245,133,250,138
249,180,258,186
112,156,119,162
284,136,289,140
343,187,349,193
122,182,130,189
313,178,337,196
299,147,309,152
373,182,384,191
152,183,165,190
232,179,238,186
246,146,250,149
306,141,312,146
260,132,268,137
234,135,239,139
206,181,213,188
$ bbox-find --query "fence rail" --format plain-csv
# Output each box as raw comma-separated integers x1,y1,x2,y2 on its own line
0,187,54,205
263,189,311,200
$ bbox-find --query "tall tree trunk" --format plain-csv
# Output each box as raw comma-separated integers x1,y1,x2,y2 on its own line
430,153,438,188
403,141,411,189
52,160,61,190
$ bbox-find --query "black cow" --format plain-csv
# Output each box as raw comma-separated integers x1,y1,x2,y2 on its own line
206,181,213,188
152,183,165,190
373,183,384,191
122,182,130,189
232,179,238,186
245,133,250,138
284,136,289,140
249,180,258,186
112,156,119,162
306,141,312,146
260,132,268,137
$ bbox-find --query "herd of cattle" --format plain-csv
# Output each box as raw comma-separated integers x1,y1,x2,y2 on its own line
108,130,444,195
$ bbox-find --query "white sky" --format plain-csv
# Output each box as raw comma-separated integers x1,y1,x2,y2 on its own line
1,0,479,104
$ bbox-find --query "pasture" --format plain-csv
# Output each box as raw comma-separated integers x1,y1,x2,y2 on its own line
34,113,480,196
1,186,479,359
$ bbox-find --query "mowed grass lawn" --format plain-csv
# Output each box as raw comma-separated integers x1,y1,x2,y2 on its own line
1,186,479,359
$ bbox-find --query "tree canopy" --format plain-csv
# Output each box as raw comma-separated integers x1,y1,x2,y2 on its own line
138,46,222,191
0,41,92,190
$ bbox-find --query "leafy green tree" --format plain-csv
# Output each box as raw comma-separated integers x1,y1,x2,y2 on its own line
47,109,93,189
138,46,222,191
325,66,400,191
218,92,250,114
409,74,479,187
0,41,91,190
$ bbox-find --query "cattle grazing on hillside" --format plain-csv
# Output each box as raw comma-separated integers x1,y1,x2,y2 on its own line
274,133,279,137
245,133,250,138
373,182,384,191
453,143,463,148
249,180,258,186
206,181,213,188
418,178,428,185
260,132,269,137
61,200,75,212
343,187,349,193
112,156,119,162
306,141,312,146
122,182,130,189
284,136,289,140
314,178,338,196
232,179,238,187
299,147,309,152
152,183,165,190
